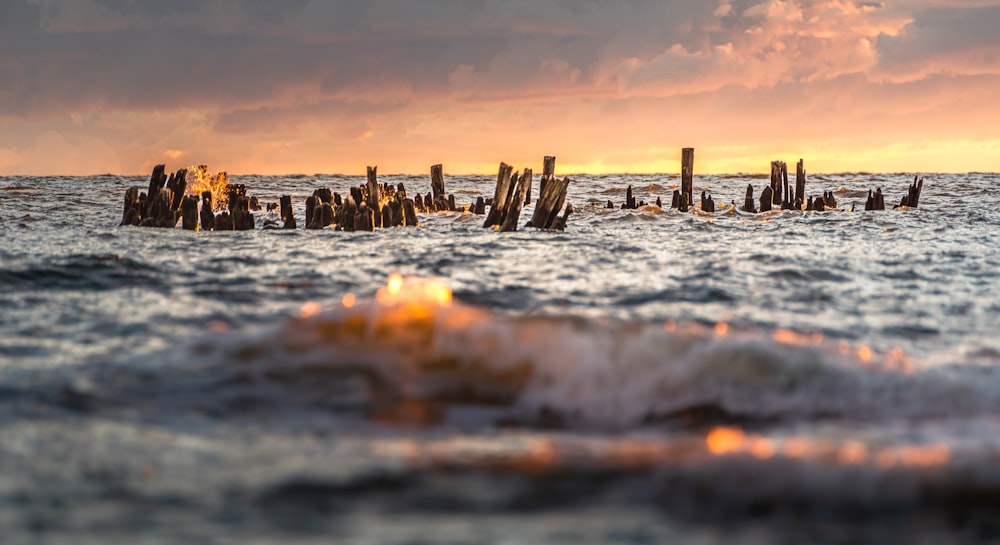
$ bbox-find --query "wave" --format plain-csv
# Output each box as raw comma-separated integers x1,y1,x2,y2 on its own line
104,277,1000,429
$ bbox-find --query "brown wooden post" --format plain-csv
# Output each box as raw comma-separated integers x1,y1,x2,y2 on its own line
120,187,140,226
483,162,514,228
681,148,694,207
795,159,806,210
500,169,531,232
200,191,215,231
181,195,198,230
535,155,556,206
402,199,418,226
741,184,756,213
280,195,296,229
430,164,446,204
144,164,167,217
366,166,382,228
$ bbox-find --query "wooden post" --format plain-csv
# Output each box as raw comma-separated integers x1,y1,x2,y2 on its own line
671,190,681,209
483,163,514,228
681,148,694,207
305,196,317,229
551,203,573,231
144,164,167,217
381,206,392,229
448,194,457,212
280,195,296,229
167,169,187,212
500,169,531,232
430,164,446,204
760,186,773,212
740,184,756,213
402,199,418,227
795,160,806,210
181,195,198,230
120,187,140,226
215,212,233,231
536,156,556,206
414,193,424,212
474,196,486,215
529,177,570,229
366,167,382,228
200,191,215,231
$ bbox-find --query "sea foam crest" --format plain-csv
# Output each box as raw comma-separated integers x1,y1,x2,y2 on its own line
191,276,1000,428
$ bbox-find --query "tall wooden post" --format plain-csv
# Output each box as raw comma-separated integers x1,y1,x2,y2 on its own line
366,166,381,228
795,159,806,210
430,164,446,204
483,162,514,228
681,148,694,207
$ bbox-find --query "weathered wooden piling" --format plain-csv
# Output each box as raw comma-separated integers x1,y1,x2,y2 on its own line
200,192,215,231
528,176,570,230
700,191,715,213
280,195,296,229
402,199,418,226
430,164,447,210
483,163,515,228
500,169,532,232
144,164,167,217
795,160,806,209
681,148,695,208
536,156,556,206
367,166,382,228
898,176,924,208
474,196,486,215
741,184,757,213
305,196,318,229
414,193,425,212
624,185,637,209
215,212,234,231
120,187,140,226
760,186,773,212
181,195,198,230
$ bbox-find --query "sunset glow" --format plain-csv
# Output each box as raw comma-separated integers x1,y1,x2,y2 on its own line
1,1,997,175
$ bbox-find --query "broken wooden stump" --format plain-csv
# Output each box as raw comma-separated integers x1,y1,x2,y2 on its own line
795,159,806,210
367,166,382,228
741,184,757,213
483,162,515,228
280,195,296,229
474,196,486,215
500,169,531,232
536,156,556,206
528,176,570,230
623,185,638,210
550,203,573,231
305,196,318,229
402,199,418,226
898,176,924,208
430,164,446,208
760,186,773,212
700,191,715,213
200,192,215,231
181,195,198,230
120,187,141,226
215,211,234,231
144,164,167,218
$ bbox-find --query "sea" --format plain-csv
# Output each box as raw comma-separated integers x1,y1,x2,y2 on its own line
1,170,999,544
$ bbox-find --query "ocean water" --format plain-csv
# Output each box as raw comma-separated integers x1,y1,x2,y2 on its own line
2,171,1000,544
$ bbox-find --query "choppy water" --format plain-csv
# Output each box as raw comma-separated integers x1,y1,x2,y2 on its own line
2,172,1000,544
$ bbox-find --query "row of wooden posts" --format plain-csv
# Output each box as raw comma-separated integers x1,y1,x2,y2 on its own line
612,149,924,214
119,157,573,232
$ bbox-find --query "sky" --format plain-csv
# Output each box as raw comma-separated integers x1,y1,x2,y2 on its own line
1,0,998,175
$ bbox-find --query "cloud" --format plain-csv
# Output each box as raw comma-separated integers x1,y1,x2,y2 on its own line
876,4,1000,79
0,0,997,173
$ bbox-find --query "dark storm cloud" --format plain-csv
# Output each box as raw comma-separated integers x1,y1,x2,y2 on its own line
876,4,1000,76
0,0,713,120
